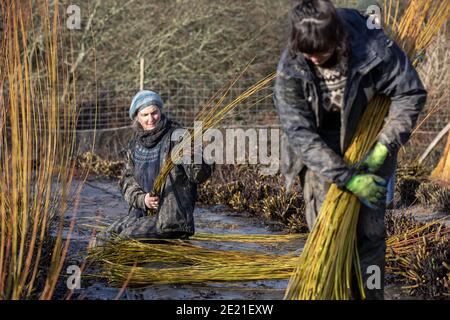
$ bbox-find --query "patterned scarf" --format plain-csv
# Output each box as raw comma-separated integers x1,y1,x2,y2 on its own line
134,113,173,149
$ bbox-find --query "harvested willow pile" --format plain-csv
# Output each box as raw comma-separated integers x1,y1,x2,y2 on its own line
191,232,305,244
416,181,450,213
89,235,302,286
285,0,450,300
386,213,450,298
395,163,429,207
89,216,449,297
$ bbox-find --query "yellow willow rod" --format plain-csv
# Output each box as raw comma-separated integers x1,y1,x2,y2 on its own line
152,73,275,196
191,58,259,127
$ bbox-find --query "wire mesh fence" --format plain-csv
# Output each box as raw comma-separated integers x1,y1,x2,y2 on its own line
74,76,448,146
4,75,448,158
75,76,278,131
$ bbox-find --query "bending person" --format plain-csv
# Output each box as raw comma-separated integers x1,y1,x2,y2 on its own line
274,0,426,299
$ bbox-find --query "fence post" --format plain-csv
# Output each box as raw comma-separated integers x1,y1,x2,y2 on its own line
419,122,450,164
140,57,144,90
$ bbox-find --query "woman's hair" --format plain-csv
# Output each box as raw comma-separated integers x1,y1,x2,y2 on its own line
132,117,140,130
289,0,347,57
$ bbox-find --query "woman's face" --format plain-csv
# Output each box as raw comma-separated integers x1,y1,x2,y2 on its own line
137,105,161,131
303,46,336,66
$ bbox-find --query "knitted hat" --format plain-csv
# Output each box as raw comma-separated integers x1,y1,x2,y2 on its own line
129,90,164,120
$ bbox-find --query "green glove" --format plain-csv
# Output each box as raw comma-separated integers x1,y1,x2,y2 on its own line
360,142,389,173
346,173,387,209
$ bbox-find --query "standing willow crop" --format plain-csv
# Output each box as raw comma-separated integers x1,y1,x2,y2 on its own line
285,0,450,300
0,1,83,299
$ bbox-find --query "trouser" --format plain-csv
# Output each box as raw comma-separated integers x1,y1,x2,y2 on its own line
301,169,387,300
96,208,190,245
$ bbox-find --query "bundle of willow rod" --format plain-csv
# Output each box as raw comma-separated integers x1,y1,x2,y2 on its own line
101,260,295,287
151,71,276,197
285,0,450,300
191,232,306,243
90,222,449,287
89,236,299,266
90,237,299,286
386,220,450,275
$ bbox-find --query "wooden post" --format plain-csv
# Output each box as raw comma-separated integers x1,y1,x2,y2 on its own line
140,57,144,90
419,122,450,164
431,123,450,181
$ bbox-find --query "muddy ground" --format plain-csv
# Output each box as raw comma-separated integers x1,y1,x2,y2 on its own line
59,177,447,300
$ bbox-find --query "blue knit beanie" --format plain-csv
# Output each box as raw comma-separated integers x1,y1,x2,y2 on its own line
129,90,164,120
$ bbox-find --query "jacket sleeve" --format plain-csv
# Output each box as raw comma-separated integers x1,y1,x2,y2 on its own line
273,54,353,188
118,147,147,211
376,40,427,155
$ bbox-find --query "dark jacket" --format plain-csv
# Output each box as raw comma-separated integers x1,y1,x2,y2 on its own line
275,8,427,188
118,126,212,237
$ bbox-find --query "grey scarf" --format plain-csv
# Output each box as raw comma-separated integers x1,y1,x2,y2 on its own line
134,113,173,148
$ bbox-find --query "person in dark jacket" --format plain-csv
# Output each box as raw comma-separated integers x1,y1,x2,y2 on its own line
100,90,212,241
274,0,427,299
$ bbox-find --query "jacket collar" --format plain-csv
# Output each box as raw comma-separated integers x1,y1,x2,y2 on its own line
340,9,386,76
286,8,386,81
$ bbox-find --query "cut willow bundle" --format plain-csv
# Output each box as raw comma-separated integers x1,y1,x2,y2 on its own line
90,237,298,286
151,71,276,197
91,222,449,287
285,0,450,300
386,220,450,295
386,220,450,265
101,260,296,287
89,237,298,267
191,232,306,243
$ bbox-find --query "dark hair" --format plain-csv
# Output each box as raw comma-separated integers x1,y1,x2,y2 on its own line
289,0,347,56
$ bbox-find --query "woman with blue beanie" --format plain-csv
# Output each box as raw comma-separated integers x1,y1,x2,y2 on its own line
100,90,212,241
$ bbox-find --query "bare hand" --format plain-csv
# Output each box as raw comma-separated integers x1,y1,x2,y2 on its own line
144,193,159,209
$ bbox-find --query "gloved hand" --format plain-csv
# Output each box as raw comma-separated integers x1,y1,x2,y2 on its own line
345,173,387,209
360,142,389,173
